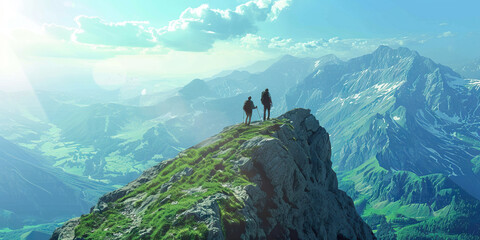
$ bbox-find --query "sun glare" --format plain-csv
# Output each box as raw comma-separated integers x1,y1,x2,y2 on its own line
0,0,46,120
0,31,48,121
0,0,20,35
0,0,28,92
0,0,42,35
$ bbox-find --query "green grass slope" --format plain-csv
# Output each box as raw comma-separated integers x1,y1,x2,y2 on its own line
72,119,288,240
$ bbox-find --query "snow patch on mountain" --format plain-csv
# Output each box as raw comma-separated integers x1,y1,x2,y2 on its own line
373,81,404,94
467,79,480,87
313,69,323,78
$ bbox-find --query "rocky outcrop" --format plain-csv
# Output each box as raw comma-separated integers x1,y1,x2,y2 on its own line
50,218,80,240
51,108,374,240
234,109,374,239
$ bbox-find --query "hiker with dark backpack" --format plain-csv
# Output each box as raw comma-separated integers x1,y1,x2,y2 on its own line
243,96,257,125
261,88,272,120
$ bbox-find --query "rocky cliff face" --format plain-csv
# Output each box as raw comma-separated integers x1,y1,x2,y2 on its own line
51,108,374,240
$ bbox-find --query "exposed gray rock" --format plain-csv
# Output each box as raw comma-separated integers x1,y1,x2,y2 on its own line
234,108,374,240
174,193,227,240
133,192,160,215
183,186,207,195
172,167,194,181
231,156,251,172
239,136,266,150
50,218,80,240
160,167,194,193
305,114,320,132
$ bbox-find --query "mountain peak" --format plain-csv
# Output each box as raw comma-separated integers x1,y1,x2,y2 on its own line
341,45,423,71
279,54,296,61
320,53,340,60
52,108,374,240
179,78,216,99
373,45,419,58
275,54,317,64
374,45,392,52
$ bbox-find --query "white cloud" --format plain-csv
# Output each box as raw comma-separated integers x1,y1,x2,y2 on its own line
438,31,453,38
240,33,268,49
270,0,292,20
42,0,291,52
156,0,291,51
73,16,156,47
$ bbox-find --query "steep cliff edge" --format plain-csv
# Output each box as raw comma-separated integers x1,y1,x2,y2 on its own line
51,108,374,240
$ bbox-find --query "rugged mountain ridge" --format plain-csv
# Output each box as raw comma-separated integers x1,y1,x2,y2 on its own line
286,46,480,196
51,108,374,240
284,46,480,238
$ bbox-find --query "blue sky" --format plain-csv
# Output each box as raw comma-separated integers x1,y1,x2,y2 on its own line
0,0,479,92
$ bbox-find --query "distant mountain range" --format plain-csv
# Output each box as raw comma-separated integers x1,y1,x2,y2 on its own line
2,46,480,238
286,46,480,196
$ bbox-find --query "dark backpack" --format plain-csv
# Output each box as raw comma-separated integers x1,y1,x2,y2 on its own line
261,91,270,104
243,100,252,111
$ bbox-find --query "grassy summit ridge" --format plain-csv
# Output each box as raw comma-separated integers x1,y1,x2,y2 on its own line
74,119,289,239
